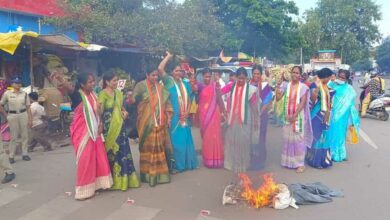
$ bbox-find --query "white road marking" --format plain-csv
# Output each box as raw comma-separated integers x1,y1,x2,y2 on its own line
17,195,84,220
359,129,379,150
0,188,31,207
105,204,161,220
196,214,223,220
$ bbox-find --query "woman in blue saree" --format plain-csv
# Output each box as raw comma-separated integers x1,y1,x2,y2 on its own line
158,52,198,173
326,69,360,162
306,68,335,169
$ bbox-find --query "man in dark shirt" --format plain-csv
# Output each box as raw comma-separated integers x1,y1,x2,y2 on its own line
361,73,386,116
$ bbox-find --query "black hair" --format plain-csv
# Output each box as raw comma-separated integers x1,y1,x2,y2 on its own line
29,92,39,101
338,69,350,80
292,65,303,75
202,68,212,75
167,57,182,74
102,71,117,89
145,66,157,76
236,67,248,77
75,73,94,90
252,64,263,75
317,68,333,79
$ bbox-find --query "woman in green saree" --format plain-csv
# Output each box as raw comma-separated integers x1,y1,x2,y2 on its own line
98,72,139,190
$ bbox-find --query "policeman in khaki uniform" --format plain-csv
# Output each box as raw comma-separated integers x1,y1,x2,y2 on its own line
0,76,32,164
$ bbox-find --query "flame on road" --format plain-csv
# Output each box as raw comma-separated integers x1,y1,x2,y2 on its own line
239,173,278,208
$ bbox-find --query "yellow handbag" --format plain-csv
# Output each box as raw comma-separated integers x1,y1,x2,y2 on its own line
189,99,198,114
346,126,359,144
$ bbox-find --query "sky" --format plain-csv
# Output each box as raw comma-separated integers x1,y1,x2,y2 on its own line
176,0,390,38
292,0,390,38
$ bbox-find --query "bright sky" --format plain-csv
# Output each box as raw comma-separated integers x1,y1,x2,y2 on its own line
176,0,390,38
292,0,390,38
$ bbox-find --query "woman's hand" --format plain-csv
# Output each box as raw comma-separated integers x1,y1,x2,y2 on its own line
166,51,174,58
98,122,103,135
288,114,298,123
121,110,129,119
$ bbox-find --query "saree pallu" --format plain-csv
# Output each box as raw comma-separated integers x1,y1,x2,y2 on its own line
325,82,360,162
250,82,273,170
199,83,223,168
70,95,112,200
281,83,312,169
134,81,171,187
222,83,257,172
305,85,334,169
163,76,198,172
99,90,139,191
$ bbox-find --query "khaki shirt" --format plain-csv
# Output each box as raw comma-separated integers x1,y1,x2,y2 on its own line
39,87,64,118
0,90,30,112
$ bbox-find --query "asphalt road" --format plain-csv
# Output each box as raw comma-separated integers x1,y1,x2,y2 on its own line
0,79,389,220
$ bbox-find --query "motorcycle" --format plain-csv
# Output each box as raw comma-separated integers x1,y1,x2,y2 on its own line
358,77,390,121
359,89,390,121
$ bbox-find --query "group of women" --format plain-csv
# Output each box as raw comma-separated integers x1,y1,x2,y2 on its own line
275,67,360,173
67,52,359,200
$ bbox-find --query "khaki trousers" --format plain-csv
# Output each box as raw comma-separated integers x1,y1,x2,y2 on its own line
361,93,371,116
0,139,13,174
7,112,28,158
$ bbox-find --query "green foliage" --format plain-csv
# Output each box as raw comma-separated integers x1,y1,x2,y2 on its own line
299,0,381,64
377,37,390,72
46,0,225,57
352,58,372,71
213,0,302,61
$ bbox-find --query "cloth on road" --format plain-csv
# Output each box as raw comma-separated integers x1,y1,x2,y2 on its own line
288,182,343,205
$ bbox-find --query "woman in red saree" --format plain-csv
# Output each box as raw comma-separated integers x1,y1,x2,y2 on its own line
197,68,226,168
68,73,113,200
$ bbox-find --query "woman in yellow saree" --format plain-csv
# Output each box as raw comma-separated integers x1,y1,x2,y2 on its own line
133,69,173,187
98,72,139,190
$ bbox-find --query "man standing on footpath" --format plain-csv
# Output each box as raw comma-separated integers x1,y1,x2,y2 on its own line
0,76,32,164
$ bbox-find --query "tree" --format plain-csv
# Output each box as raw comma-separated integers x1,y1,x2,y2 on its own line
299,0,382,64
212,0,303,61
377,37,390,72
352,58,372,71
47,0,225,56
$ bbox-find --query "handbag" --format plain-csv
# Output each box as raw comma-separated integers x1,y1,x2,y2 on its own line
346,126,359,144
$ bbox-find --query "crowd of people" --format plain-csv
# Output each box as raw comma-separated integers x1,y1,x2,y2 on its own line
0,52,365,201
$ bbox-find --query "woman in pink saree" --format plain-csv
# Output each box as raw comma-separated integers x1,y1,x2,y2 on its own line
197,69,226,168
68,73,113,200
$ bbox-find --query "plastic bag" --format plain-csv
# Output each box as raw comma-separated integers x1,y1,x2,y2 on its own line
346,126,358,144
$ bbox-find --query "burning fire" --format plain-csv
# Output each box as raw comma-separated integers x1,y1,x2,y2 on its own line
239,173,278,208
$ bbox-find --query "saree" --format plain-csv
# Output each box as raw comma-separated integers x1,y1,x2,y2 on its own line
134,80,172,187
325,82,360,162
249,81,273,170
98,89,139,190
162,76,198,172
221,82,257,172
198,82,223,168
280,82,312,169
70,91,112,200
305,83,334,168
